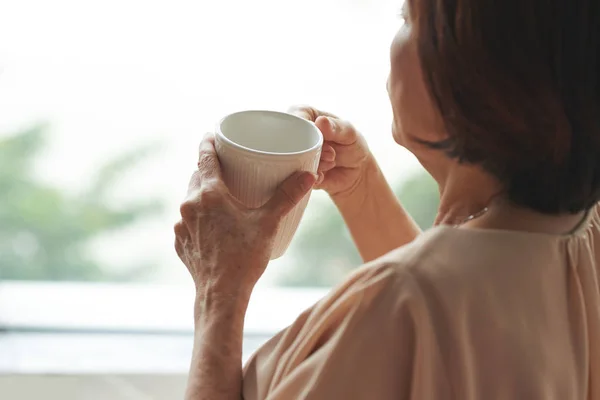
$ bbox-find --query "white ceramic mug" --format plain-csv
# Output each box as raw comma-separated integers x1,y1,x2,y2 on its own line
215,110,323,259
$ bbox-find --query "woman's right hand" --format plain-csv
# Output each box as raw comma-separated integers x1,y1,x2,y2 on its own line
288,105,375,202
290,105,420,262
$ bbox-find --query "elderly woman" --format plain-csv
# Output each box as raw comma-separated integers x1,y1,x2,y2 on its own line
174,0,600,399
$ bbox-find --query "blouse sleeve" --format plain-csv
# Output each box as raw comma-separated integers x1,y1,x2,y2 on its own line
242,262,423,400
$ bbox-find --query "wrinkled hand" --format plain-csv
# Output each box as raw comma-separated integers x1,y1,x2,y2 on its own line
174,134,316,304
288,105,373,200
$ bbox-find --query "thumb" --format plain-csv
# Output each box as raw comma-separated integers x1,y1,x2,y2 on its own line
263,171,317,218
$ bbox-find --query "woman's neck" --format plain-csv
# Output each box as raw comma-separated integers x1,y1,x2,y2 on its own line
465,197,589,235
433,164,502,226
430,163,587,234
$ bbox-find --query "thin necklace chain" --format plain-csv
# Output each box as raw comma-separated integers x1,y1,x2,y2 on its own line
452,206,490,227
446,192,503,228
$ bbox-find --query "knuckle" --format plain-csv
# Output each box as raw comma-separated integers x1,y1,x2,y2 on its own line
339,119,357,135
173,220,185,234
187,170,202,191
198,183,225,206
179,200,198,219
182,181,226,216
197,151,215,170
174,232,185,249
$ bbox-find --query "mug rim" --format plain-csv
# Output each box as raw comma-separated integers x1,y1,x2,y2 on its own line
216,110,324,157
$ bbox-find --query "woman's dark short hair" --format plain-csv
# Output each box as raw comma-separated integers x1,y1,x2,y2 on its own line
410,0,600,214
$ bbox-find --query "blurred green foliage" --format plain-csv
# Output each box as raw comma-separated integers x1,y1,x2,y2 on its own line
0,123,437,286
278,169,439,287
0,124,164,281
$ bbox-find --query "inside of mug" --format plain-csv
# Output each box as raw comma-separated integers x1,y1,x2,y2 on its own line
219,111,321,154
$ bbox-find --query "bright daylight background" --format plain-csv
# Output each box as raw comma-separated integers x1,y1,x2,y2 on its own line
0,0,439,398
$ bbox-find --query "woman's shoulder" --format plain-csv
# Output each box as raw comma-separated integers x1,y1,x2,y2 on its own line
357,224,556,307
243,249,440,399
368,210,600,313
305,232,450,327
369,226,481,286
325,228,468,306
243,234,460,398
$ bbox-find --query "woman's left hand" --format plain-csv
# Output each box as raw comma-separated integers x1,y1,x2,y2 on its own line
174,134,316,310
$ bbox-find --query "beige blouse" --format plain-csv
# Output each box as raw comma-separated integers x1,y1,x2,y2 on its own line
243,206,600,399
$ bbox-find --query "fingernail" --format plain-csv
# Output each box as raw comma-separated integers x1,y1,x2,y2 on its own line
321,151,335,162
316,172,325,185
